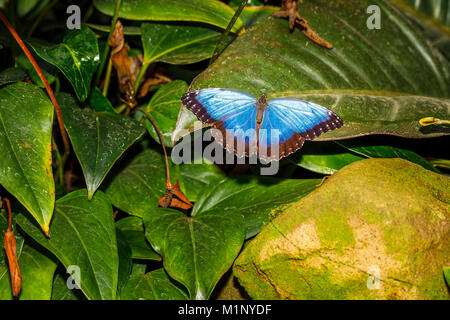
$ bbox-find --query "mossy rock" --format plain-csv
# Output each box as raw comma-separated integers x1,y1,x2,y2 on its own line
234,158,450,300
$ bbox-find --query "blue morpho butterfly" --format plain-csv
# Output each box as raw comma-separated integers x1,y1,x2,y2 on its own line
181,88,343,162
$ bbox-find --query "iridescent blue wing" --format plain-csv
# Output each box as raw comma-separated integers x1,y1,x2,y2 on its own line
259,99,343,161
181,88,258,157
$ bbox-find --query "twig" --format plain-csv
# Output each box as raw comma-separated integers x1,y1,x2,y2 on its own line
209,0,247,65
94,0,122,88
135,109,171,188
0,12,71,165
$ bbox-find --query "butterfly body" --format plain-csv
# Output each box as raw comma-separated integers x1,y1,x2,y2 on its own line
181,88,343,162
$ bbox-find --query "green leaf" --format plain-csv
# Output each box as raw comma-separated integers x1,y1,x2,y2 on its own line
0,82,55,233
337,140,439,173
89,86,116,113
58,92,146,199
141,23,230,65
0,243,57,300
0,67,26,86
104,148,224,217
289,142,365,175
444,266,450,287
399,0,450,27
116,216,161,260
94,0,245,34
175,0,450,142
138,80,188,146
51,273,84,300
30,26,99,101
192,176,320,238
120,268,188,300
144,207,245,300
16,190,119,300
240,5,279,28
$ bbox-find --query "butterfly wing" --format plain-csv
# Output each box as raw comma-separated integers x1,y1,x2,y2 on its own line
182,88,259,157
259,99,343,161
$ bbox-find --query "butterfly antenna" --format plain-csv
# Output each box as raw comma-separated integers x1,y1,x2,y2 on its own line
136,109,171,188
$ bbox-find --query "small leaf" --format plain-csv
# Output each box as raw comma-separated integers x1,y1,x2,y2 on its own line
116,217,160,260
15,55,57,88
30,26,99,101
16,190,119,300
289,142,365,175
58,92,146,199
141,23,229,65
0,82,54,232
120,268,188,300
89,86,116,113
94,0,245,34
116,229,133,294
337,140,439,173
144,207,245,300
140,80,188,147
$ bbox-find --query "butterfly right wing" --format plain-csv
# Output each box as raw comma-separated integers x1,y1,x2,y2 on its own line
182,88,258,157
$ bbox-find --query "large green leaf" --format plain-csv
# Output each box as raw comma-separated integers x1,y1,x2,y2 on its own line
138,80,188,146
104,148,224,217
120,268,188,300
192,176,320,238
93,0,245,34
0,82,54,233
141,23,230,65
58,92,146,199
116,216,160,260
16,190,119,300
0,243,57,300
30,26,99,101
143,207,245,300
175,0,450,142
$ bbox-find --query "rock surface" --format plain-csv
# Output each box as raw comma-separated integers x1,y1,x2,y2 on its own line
234,159,450,299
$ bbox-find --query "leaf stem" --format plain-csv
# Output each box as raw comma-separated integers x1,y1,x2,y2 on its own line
136,109,171,188
102,58,113,96
94,0,122,89
134,61,150,94
0,11,71,165
209,0,246,65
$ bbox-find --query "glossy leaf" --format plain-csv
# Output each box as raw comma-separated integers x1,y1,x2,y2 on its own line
16,190,119,300
139,80,188,146
192,176,320,238
30,26,99,101
175,0,450,142
120,268,188,300
58,92,146,199
144,207,245,300
116,216,160,260
141,23,230,65
0,67,26,86
337,140,439,173
94,0,245,34
104,148,224,217
289,142,365,175
0,243,57,300
0,82,54,233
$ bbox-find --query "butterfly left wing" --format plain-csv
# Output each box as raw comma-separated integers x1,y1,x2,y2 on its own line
181,88,259,157
259,98,343,161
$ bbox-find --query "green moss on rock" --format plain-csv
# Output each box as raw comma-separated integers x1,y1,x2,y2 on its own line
234,159,450,300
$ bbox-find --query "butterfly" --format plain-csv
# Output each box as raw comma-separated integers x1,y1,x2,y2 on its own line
181,88,343,162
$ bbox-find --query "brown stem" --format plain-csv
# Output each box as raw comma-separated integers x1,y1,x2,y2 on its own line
136,109,171,188
0,12,71,165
